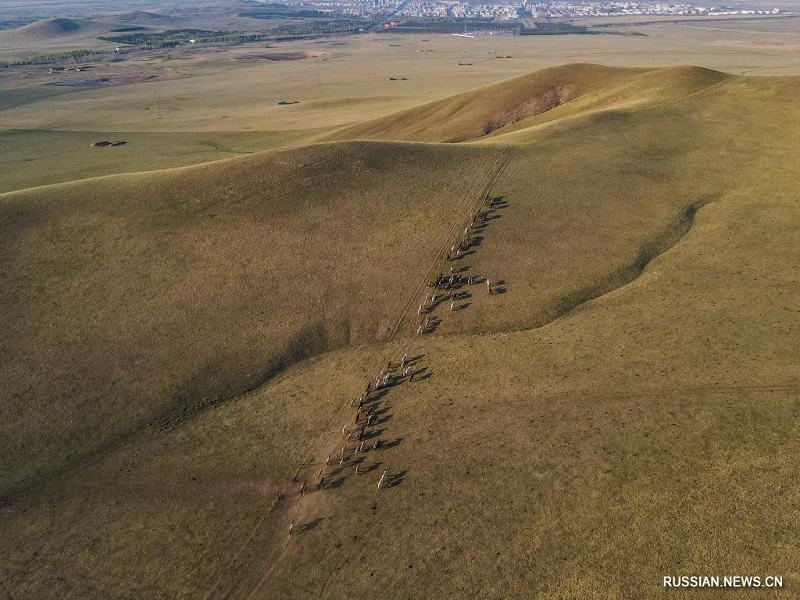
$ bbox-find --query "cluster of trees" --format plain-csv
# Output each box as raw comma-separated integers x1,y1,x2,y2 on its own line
0,48,127,68
99,22,369,49
268,19,369,37
100,28,222,48
520,22,590,34
384,18,521,33
382,17,628,36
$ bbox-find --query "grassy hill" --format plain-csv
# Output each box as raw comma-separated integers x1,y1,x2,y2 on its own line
110,10,176,24
13,18,98,38
1,64,798,599
0,140,498,493
0,16,120,56
324,64,729,143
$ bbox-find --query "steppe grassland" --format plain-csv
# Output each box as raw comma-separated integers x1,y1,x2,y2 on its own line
2,20,800,192
2,9,800,597
2,61,799,598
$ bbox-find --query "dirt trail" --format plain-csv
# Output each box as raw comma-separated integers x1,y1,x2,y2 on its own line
206,147,512,600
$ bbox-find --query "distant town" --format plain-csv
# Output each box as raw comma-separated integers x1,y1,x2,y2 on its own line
524,2,782,18
260,0,785,20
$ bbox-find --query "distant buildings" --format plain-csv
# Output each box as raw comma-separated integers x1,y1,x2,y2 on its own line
285,0,404,18
526,2,782,18
411,2,522,19
257,0,784,21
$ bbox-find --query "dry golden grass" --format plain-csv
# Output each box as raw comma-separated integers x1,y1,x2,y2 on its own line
0,128,326,194
1,64,799,599
0,141,498,491
324,64,727,143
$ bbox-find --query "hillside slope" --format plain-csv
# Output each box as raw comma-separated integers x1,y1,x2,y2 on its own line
324,64,729,144
10,18,102,39
110,10,176,24
0,141,498,493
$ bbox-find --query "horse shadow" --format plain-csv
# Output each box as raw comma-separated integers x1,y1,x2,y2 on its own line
490,195,508,208
363,427,386,441
327,477,346,490
298,517,325,533
425,317,442,334
384,437,403,449
386,470,407,488
369,388,389,402
411,367,428,380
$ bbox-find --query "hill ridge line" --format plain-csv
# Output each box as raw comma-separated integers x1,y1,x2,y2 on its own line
0,139,486,197
483,73,733,144
485,196,717,339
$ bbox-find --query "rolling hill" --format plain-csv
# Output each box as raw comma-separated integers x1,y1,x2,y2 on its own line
110,10,176,23
13,18,96,38
1,64,798,599
324,64,729,143
0,16,126,50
